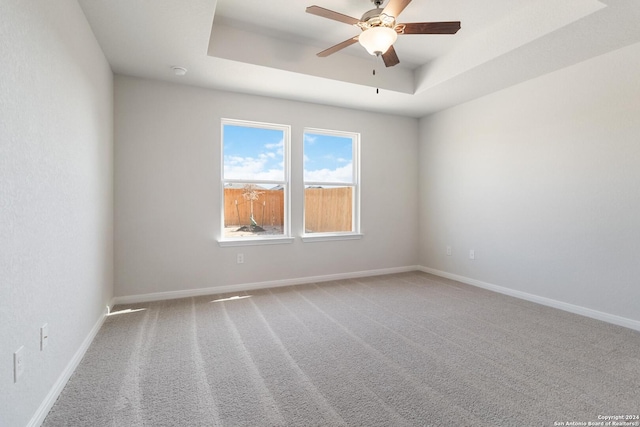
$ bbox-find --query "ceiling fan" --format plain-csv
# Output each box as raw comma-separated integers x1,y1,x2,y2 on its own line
306,0,461,67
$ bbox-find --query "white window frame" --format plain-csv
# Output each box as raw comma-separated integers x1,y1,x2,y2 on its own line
218,118,293,247
302,127,362,243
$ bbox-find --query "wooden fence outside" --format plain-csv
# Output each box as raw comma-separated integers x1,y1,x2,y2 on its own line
224,187,352,232
224,188,284,227
304,187,352,233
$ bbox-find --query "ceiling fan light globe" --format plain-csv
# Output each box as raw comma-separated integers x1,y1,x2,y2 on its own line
358,26,397,56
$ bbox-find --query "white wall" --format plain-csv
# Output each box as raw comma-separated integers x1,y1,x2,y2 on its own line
418,41,640,325
114,76,419,298
0,1,114,425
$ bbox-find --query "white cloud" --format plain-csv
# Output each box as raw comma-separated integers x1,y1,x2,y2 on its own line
224,138,284,181
304,163,353,183
304,135,317,144
224,155,283,181
265,139,284,156
265,142,281,149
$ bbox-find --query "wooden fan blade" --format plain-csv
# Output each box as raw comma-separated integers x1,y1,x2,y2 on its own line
317,37,359,57
397,21,461,35
382,0,412,19
381,45,400,67
306,6,360,25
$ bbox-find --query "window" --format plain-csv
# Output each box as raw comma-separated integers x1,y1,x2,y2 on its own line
220,119,291,245
303,128,360,240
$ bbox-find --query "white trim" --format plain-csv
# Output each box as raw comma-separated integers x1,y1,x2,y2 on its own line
303,128,360,236
301,233,364,243
419,266,640,332
27,305,109,427
107,297,116,314
112,265,419,305
221,118,292,241
218,237,295,247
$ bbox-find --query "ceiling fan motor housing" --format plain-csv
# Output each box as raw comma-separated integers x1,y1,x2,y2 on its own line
359,8,396,30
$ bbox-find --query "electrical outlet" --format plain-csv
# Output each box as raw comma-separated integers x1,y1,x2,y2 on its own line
469,249,475,260
41,323,49,350
14,346,24,383
446,246,452,256
237,253,244,264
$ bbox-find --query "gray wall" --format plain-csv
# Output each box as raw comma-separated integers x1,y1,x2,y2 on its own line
0,1,114,426
114,76,419,298
418,41,640,324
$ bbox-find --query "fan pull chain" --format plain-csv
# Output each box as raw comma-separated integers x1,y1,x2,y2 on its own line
373,68,379,94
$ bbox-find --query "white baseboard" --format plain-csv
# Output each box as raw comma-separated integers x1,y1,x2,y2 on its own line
112,265,419,305
419,266,640,332
27,305,109,427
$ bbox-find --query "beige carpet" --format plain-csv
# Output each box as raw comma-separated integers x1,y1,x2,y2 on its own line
44,272,640,426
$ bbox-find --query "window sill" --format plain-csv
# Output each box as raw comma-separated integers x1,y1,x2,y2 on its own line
218,237,295,247
301,233,363,243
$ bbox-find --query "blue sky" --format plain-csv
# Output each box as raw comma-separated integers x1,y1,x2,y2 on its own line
223,125,353,183
223,125,284,181
303,132,353,183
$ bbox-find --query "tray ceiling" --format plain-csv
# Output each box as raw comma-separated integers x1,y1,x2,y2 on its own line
78,0,640,117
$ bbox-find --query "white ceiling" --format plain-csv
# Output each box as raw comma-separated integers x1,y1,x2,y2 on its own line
78,0,640,118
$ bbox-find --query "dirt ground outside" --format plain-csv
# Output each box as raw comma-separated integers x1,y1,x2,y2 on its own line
223,225,284,238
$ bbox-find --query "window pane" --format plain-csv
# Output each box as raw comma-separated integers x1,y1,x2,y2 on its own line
304,185,353,233
223,125,285,181
304,133,353,183
221,120,289,241
223,183,285,238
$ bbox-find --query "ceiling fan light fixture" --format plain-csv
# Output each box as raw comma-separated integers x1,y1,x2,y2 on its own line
358,26,397,56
